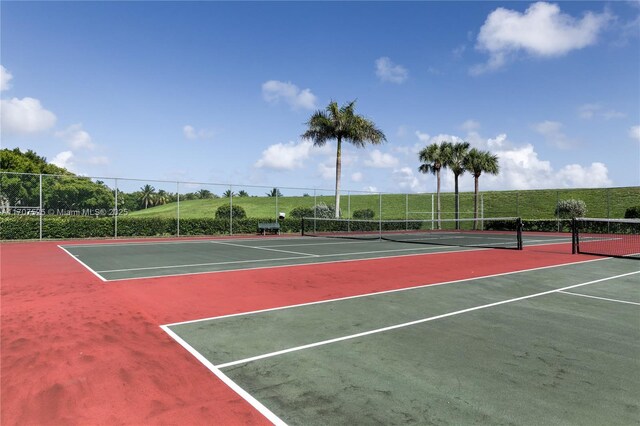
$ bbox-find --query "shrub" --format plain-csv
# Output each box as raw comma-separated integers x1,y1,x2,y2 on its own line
555,199,587,219
352,208,375,219
289,206,314,219
314,202,340,218
215,204,246,219
624,206,640,219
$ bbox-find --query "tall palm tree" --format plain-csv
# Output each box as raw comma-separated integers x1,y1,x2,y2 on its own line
139,184,155,209
463,148,499,228
266,188,283,197
197,189,212,199
444,141,470,228
418,142,450,228
155,189,170,206
302,100,386,218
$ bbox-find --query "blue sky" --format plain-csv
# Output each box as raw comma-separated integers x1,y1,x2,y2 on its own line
1,1,639,195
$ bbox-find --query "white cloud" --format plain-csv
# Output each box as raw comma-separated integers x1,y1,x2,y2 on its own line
415,131,430,142
363,186,378,193
0,97,57,135
262,80,317,110
1,65,12,91
318,162,335,180
579,103,626,120
364,149,399,168
183,124,213,140
55,124,95,150
255,140,315,170
351,172,363,182
461,119,480,131
533,120,575,149
393,167,426,192
472,2,611,74
630,125,640,141
375,57,408,84
414,129,612,191
51,151,74,169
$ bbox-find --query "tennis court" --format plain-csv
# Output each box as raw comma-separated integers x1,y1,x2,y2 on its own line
164,257,639,425
60,230,567,281
2,218,639,425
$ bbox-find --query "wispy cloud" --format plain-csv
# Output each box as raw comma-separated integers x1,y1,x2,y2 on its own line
375,57,408,84
1,65,12,91
183,125,214,140
262,80,317,110
55,124,95,150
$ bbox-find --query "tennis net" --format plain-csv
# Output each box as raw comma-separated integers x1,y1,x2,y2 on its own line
302,217,523,250
572,218,640,259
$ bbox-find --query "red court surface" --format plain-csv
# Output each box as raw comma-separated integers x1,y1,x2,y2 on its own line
1,238,590,425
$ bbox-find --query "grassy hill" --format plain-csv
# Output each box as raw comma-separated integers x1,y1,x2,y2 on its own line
129,186,640,220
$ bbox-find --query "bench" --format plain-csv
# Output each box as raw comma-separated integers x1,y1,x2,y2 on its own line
258,222,280,235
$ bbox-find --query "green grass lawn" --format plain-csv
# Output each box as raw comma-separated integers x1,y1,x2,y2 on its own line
128,187,640,220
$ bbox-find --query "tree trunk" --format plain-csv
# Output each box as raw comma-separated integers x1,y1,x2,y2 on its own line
454,174,459,229
436,168,441,229
473,174,479,230
334,137,342,218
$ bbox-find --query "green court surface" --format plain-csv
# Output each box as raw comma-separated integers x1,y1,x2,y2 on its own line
59,233,569,281
165,258,640,425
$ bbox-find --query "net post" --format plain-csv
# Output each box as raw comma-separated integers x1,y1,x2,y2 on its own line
516,217,523,250
571,218,577,254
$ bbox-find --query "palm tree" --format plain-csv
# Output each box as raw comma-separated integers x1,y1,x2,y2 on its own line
418,142,450,228
266,188,283,197
444,141,470,228
237,190,249,197
155,189,170,206
139,184,155,209
463,148,499,228
302,100,386,218
197,189,212,199
223,189,235,198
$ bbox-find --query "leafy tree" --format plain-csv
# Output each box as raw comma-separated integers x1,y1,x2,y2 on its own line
463,148,499,227
197,189,213,199
353,208,375,219
624,206,640,219
45,177,114,213
290,206,314,219
556,199,587,219
139,185,156,209
154,189,170,206
444,141,470,227
302,100,386,217
215,204,246,219
266,188,283,197
418,142,450,228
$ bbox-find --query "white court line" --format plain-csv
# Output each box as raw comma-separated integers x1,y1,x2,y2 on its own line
58,245,107,282
558,291,640,306
59,235,308,248
102,246,477,282
95,245,448,273
213,269,640,369
209,240,319,257
160,325,287,426
165,257,608,327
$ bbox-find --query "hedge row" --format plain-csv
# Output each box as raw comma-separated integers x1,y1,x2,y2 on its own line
0,216,302,240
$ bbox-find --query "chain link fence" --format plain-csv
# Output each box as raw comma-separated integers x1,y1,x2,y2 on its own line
1,171,638,239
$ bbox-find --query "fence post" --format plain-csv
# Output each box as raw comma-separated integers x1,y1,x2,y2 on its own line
229,185,233,235
378,192,382,238
275,189,278,222
114,178,118,238
176,181,180,237
39,173,43,241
